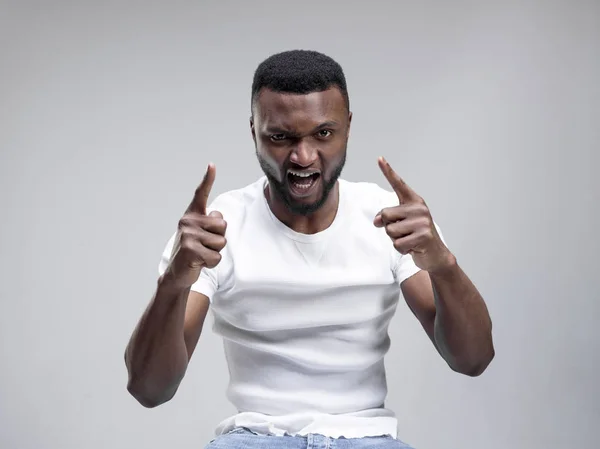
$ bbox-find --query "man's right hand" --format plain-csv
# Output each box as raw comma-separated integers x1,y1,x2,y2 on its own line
165,163,227,289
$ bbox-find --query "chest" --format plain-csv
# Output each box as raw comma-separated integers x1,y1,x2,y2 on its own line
211,215,399,332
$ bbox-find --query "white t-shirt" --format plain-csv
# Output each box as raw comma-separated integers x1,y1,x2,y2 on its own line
158,176,432,439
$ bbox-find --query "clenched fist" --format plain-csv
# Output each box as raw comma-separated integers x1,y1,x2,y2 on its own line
166,163,227,289
374,157,455,274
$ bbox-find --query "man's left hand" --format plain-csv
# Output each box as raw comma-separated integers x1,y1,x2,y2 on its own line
374,156,455,274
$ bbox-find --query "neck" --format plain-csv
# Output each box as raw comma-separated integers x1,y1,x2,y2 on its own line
265,181,340,235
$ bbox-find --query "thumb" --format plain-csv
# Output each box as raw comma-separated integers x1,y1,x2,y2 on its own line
208,210,223,219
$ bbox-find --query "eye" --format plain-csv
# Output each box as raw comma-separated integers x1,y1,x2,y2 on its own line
270,134,287,142
316,129,332,138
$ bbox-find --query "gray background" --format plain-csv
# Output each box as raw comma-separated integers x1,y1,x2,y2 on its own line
1,1,598,448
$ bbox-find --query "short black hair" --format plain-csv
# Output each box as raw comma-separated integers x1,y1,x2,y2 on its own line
251,49,349,112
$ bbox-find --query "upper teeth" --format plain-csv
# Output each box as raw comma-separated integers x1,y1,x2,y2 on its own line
289,170,316,177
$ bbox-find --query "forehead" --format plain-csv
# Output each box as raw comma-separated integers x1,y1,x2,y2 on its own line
254,87,347,130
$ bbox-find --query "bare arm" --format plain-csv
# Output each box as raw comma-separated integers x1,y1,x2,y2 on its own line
125,163,226,407
124,285,209,407
401,267,494,376
375,156,494,376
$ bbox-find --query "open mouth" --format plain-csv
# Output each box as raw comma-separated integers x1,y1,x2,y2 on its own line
287,170,320,196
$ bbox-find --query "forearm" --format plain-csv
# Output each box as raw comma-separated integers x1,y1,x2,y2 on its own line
125,274,191,407
430,257,494,376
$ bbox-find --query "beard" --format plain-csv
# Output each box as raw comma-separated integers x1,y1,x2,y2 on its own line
256,149,347,216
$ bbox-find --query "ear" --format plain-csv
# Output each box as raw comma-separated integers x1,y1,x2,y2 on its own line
250,116,256,144
347,111,353,136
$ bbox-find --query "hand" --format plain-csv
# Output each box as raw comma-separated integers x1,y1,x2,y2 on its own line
165,163,228,289
374,156,455,273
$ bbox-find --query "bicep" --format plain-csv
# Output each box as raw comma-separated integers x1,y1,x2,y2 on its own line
400,270,437,344
183,291,211,360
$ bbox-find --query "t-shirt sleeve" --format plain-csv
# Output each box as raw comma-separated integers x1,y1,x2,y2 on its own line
391,222,448,284
157,196,225,302
157,232,219,300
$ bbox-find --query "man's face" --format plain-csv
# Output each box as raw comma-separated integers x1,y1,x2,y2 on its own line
251,87,352,216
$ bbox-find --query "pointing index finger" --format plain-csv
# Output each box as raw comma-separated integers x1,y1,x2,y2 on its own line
378,156,418,203
188,163,216,215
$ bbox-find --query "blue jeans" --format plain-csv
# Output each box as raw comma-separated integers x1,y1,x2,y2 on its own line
205,427,415,449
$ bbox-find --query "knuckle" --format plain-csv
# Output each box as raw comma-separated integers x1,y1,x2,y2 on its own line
180,227,200,242
385,223,396,237
178,217,189,230
393,240,408,254
418,216,431,229
179,233,191,247
421,227,433,240
414,203,428,215
179,213,203,230
179,238,197,254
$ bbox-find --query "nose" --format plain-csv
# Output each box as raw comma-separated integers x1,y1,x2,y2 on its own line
289,140,317,167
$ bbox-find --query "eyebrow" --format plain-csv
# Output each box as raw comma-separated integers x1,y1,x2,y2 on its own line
264,120,340,136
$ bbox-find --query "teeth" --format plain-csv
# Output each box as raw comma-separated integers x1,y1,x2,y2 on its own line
289,170,317,177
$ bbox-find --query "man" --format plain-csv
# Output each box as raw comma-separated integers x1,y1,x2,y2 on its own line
125,50,494,449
